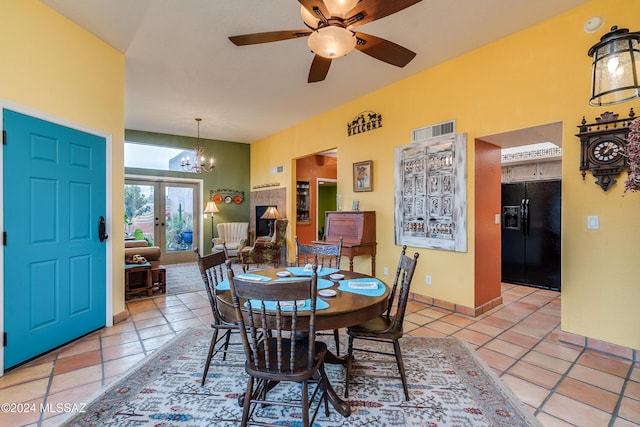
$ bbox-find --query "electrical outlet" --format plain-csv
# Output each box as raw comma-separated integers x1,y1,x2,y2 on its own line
383,266,388,275
425,275,432,285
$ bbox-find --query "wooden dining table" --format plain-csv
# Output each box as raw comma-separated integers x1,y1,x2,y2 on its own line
215,266,390,418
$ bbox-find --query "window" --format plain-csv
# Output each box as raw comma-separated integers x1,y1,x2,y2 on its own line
124,142,192,171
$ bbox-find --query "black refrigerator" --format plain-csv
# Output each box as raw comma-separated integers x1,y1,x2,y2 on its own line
501,180,561,291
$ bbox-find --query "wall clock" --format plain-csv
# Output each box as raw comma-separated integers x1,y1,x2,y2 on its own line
576,109,635,191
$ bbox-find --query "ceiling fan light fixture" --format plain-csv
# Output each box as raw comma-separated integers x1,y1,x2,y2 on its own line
300,5,320,28
308,26,356,58
324,0,360,18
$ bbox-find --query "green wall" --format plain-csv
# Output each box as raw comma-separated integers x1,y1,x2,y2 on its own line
124,129,250,254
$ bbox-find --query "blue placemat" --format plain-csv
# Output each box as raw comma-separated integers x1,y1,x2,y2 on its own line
218,277,333,291
244,298,329,311
217,274,270,291
273,277,333,290
337,278,386,296
286,266,340,277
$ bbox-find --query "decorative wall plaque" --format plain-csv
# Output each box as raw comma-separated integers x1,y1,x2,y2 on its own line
394,133,467,252
347,111,382,137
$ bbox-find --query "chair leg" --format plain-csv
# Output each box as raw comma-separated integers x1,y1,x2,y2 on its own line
393,339,410,401
344,335,354,398
201,328,221,386
221,329,232,361
240,377,254,427
301,380,309,427
332,329,340,356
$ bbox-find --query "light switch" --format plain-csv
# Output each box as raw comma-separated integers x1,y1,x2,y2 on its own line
587,215,599,230
495,214,501,225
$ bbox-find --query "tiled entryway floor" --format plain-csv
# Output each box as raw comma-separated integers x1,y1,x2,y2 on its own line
0,283,638,426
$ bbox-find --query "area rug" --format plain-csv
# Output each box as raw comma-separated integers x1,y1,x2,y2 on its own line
60,329,540,426
164,262,205,295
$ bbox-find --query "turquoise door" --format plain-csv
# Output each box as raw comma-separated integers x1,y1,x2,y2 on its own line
3,109,107,369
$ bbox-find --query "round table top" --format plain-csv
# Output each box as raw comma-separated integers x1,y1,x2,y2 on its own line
216,268,389,331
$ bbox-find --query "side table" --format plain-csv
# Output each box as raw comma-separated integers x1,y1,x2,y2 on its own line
125,262,152,299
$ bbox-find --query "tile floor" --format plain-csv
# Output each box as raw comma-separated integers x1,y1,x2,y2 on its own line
0,282,638,426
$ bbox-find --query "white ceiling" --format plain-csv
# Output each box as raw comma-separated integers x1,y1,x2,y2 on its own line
41,0,589,144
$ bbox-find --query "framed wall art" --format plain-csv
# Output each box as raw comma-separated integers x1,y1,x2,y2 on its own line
394,133,467,252
353,160,373,192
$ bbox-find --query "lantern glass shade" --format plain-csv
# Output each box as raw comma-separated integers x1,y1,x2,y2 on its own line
588,26,640,106
308,26,356,59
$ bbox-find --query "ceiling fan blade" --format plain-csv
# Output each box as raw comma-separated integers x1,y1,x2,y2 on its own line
298,0,330,20
354,32,416,67
347,0,422,27
229,30,311,46
308,55,332,83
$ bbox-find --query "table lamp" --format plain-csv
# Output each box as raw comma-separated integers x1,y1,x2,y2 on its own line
260,206,280,236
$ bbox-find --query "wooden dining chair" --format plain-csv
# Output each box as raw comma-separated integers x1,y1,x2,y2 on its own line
344,245,419,401
194,247,242,386
295,236,343,355
226,261,332,427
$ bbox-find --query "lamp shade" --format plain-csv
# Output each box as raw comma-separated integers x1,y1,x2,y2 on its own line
308,26,356,58
203,201,219,214
588,26,640,106
260,206,280,220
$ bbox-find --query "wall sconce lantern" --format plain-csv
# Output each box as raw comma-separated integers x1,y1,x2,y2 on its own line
588,26,640,106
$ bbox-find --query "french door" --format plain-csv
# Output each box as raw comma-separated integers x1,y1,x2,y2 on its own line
125,178,200,264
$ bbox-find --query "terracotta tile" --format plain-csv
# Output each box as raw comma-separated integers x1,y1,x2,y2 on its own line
101,330,141,348
142,333,177,351
0,361,52,389
452,328,492,346
484,339,528,359
624,380,640,401
134,316,170,330
542,392,611,426
0,396,43,426
171,317,209,331
533,341,581,363
57,337,100,358
0,378,49,403
101,340,144,361
415,307,449,319
535,411,576,427
613,416,640,427
522,351,572,375
100,320,136,336
53,350,101,375
556,377,619,412
439,313,475,328
568,364,625,394
423,319,460,335
501,374,550,408
103,353,146,380
476,348,516,373
465,321,504,337
507,360,561,389
404,312,432,326
164,310,196,323
44,379,103,411
499,329,541,349
618,396,640,424
49,365,102,395
474,315,515,330
631,366,640,383
577,351,632,378
126,299,158,314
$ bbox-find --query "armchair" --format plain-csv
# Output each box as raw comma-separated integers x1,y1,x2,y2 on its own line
213,222,248,259
240,219,288,272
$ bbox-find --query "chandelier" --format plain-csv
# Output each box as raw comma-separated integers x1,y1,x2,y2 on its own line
181,118,215,173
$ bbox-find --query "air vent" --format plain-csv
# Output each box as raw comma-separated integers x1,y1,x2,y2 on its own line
411,120,456,143
271,165,284,175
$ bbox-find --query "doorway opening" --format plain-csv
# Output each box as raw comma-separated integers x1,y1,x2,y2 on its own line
125,177,202,264
481,122,563,291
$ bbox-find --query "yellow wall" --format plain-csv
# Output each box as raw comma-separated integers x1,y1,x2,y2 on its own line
1,1,126,313
251,0,640,349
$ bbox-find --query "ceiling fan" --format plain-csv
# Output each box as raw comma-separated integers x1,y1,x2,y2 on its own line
229,0,423,83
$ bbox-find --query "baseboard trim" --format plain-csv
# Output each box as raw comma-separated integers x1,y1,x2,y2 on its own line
558,330,639,362
409,292,502,317
113,310,128,325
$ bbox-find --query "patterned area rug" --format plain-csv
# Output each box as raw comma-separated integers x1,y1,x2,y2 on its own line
60,329,540,426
